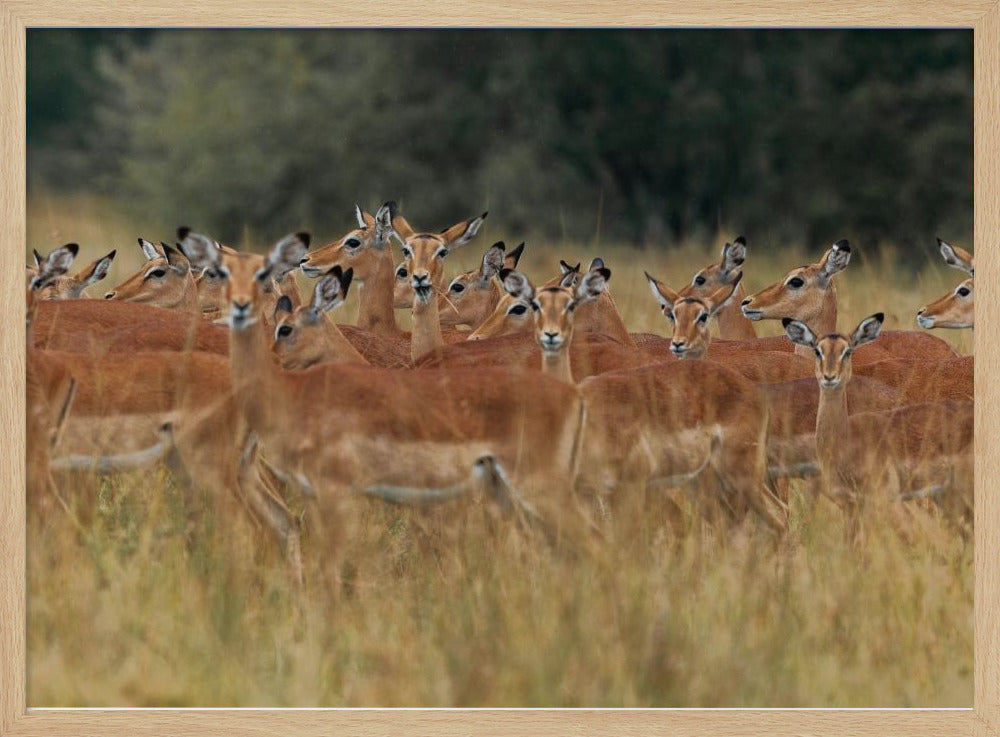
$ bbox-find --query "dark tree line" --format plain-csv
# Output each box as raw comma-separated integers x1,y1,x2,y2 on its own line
27,29,973,253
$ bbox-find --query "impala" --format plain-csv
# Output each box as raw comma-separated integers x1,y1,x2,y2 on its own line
917,238,974,332
27,247,116,300
467,258,634,347
643,271,815,383
105,238,200,313
740,240,956,362
178,232,302,321
501,267,786,532
271,266,369,368
179,229,590,548
678,236,756,340
390,202,488,360
782,314,972,523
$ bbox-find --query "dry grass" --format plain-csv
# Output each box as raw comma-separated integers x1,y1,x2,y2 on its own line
26,194,973,706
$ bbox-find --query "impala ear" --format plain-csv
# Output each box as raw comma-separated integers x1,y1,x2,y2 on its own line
505,242,525,270
387,201,415,241
372,202,393,248
818,239,851,282
850,312,884,348
33,249,43,267
558,260,581,287
576,267,610,303
500,268,535,302
138,238,164,261
706,272,743,316
30,243,79,290
480,242,506,281
722,236,747,274
311,265,348,315
161,244,190,273
261,231,311,281
937,238,974,276
644,271,678,311
781,318,818,348
176,228,221,270
274,294,294,320
440,211,488,249
79,249,117,287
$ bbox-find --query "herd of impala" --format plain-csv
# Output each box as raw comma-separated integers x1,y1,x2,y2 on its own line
25,202,974,581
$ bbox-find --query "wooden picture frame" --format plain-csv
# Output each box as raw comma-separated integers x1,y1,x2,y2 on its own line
1,2,996,734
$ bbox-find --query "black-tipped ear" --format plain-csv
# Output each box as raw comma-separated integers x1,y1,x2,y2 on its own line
493,240,506,252
734,235,746,246
499,267,512,282
326,264,344,280
341,267,354,294
296,232,311,249
507,242,525,268
177,226,191,241
832,239,851,253
65,243,80,257
589,257,605,271
386,201,399,220
33,249,43,266
274,294,294,317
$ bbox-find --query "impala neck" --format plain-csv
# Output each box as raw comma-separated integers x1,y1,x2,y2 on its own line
577,293,635,348
229,315,281,431
794,284,838,358
716,282,757,340
541,349,574,384
319,317,368,365
357,248,398,336
815,381,851,493
410,296,443,362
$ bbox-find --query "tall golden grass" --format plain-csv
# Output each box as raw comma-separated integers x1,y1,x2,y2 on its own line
26,194,973,706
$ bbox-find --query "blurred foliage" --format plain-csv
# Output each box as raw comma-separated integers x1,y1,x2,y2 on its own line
27,29,972,252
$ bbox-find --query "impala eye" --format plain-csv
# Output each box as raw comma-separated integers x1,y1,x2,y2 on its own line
507,303,528,316
697,312,709,324
787,277,805,289
530,301,541,312
344,238,361,250
666,311,675,322
402,247,412,259
814,347,822,358
396,267,408,279
957,286,971,297
276,324,293,338
450,282,466,293
693,275,706,286
436,248,449,259
145,268,167,280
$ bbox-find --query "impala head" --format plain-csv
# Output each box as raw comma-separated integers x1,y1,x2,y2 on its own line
645,271,743,358
741,240,851,322
391,202,488,305
936,237,974,276
272,265,353,368
300,203,393,280
26,243,79,330
467,258,590,341
679,236,747,300
28,248,116,300
179,237,239,316
435,241,523,327
918,278,974,330
782,312,884,389
177,228,310,331
501,265,610,355
105,238,193,307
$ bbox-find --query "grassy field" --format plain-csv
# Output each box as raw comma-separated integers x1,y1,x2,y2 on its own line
26,194,973,706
